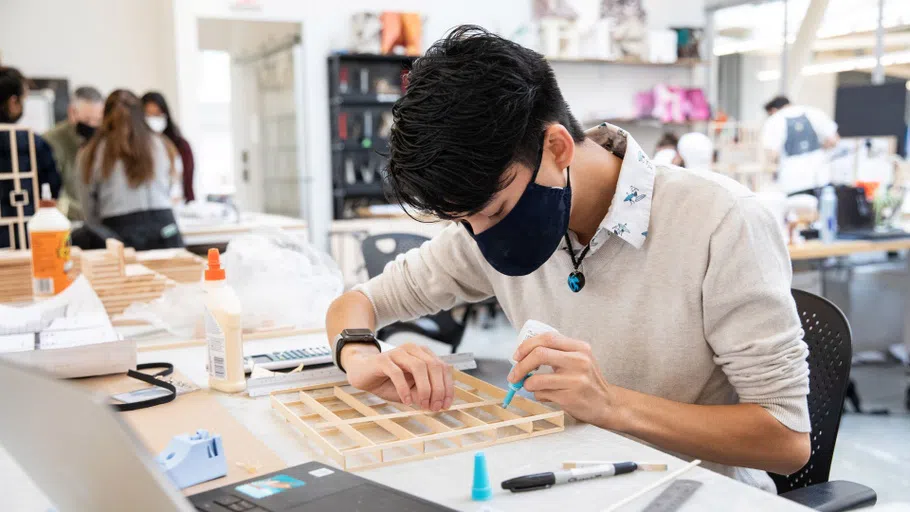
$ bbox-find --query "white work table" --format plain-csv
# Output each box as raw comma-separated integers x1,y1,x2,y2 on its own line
3,334,810,511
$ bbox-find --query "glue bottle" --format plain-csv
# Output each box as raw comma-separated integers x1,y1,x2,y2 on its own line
204,248,246,393
28,183,72,297
502,320,558,408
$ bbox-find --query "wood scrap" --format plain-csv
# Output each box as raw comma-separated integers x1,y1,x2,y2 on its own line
80,239,175,316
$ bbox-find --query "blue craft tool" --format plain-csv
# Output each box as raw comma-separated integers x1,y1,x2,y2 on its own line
156,429,227,489
502,320,558,409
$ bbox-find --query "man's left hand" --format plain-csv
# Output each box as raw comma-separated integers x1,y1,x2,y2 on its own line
509,332,615,427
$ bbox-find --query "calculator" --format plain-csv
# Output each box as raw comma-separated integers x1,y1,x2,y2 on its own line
243,346,334,373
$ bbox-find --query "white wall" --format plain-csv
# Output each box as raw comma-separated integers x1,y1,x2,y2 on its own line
0,0,178,114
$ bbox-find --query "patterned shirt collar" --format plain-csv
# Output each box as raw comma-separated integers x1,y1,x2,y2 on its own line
584,122,655,250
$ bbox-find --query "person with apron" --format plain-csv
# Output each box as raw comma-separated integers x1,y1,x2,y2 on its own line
76,89,183,250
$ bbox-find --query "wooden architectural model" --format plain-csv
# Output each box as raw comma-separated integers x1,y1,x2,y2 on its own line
1,125,41,250
0,250,33,303
136,249,205,283
80,239,175,316
271,370,564,471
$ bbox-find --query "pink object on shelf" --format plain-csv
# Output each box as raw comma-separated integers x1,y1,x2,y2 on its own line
635,90,655,119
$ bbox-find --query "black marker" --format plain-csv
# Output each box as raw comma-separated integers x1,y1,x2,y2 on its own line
501,462,639,492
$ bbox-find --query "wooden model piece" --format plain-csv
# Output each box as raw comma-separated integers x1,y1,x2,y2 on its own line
80,239,175,316
136,249,205,283
271,370,564,471
0,125,41,250
0,250,33,303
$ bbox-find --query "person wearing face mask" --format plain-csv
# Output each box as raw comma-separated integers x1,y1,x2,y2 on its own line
43,86,104,220
0,66,62,249
76,89,183,250
141,91,195,202
326,26,813,492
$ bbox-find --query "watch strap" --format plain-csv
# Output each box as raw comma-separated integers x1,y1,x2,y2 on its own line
333,332,381,373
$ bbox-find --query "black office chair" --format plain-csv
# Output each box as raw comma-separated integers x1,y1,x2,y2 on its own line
770,289,876,512
361,233,472,353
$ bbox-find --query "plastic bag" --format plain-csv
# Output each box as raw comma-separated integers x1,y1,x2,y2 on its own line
222,228,344,330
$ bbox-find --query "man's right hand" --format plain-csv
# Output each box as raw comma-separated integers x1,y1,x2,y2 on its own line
343,343,454,412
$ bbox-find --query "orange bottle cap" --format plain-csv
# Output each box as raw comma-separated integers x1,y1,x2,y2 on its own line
205,248,226,281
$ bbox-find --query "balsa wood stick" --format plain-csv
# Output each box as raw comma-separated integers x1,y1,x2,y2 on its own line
602,459,702,512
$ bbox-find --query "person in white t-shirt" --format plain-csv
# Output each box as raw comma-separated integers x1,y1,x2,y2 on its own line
761,96,839,194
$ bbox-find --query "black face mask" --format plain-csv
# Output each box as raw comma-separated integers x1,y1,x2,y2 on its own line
463,139,572,277
75,122,96,140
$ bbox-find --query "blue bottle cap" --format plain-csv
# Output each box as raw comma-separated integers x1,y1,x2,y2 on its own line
472,451,493,501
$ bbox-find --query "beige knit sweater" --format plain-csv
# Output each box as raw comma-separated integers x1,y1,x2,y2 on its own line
355,130,810,493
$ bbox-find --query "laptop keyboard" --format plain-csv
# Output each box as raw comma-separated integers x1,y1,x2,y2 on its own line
203,494,266,511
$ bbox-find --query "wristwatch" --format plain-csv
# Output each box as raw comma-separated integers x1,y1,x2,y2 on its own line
332,328,381,373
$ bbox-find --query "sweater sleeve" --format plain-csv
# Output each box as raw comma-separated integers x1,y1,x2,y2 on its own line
702,197,811,433
353,223,495,329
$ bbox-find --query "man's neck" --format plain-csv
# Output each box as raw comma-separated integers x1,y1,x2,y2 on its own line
567,139,623,245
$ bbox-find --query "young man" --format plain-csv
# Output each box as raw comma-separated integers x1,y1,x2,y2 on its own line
43,86,104,220
762,95,840,194
0,66,61,249
326,26,811,491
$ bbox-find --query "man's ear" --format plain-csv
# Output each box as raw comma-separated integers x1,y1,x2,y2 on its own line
543,124,576,170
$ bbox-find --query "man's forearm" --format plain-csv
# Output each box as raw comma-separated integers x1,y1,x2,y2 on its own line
604,386,810,475
326,291,380,368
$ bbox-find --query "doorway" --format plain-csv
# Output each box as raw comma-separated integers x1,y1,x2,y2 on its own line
195,19,306,218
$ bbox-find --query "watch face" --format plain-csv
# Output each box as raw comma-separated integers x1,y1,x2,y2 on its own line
342,328,374,339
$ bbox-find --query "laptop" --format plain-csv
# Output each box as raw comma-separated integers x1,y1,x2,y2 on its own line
0,359,454,512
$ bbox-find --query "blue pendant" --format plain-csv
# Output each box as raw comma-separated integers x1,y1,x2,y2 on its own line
567,271,585,292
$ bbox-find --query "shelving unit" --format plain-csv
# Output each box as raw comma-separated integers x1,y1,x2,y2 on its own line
328,53,415,219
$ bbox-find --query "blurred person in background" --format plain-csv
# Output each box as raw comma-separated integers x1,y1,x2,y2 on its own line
652,132,681,166
677,132,714,170
141,91,195,202
0,66,61,249
762,95,839,195
43,86,104,220
77,89,183,250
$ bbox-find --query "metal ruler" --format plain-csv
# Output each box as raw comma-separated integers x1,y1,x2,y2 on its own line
641,479,703,512
246,352,477,397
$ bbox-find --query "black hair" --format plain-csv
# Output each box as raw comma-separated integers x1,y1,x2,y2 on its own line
764,95,791,114
73,86,103,103
140,91,184,142
385,25,585,219
656,132,679,150
0,66,26,105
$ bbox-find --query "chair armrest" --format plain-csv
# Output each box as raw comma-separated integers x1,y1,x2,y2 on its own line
779,481,876,512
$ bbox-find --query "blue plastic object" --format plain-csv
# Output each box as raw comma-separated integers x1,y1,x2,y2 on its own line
156,429,227,489
472,451,493,501
502,370,532,409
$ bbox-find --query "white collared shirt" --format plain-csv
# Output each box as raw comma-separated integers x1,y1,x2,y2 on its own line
564,123,655,257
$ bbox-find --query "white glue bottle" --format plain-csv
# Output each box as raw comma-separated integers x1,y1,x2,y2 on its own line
502,320,558,408
204,248,246,393
28,183,72,297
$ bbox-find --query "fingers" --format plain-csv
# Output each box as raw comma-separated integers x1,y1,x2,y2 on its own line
523,373,575,393
513,332,592,362
442,361,454,409
413,346,448,411
391,350,431,409
509,344,583,383
379,359,413,406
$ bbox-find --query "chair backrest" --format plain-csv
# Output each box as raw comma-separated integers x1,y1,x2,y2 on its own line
770,289,853,494
360,233,470,352
361,233,430,279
